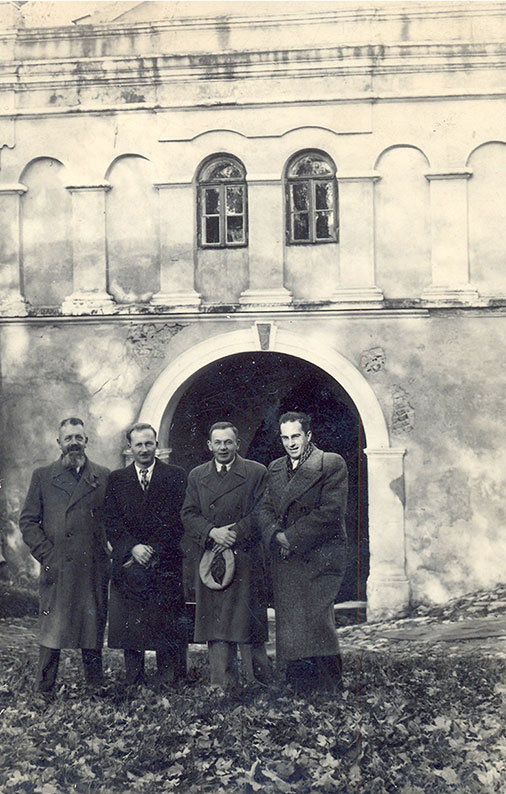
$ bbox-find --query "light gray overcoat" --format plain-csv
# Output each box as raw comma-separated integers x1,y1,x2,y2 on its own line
256,447,348,662
19,458,110,649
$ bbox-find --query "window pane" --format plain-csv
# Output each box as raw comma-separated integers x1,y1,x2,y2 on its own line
205,216,220,244
292,182,309,211
316,211,333,239
226,185,243,214
291,155,333,177
207,162,243,181
226,215,244,243
315,181,333,210
205,188,220,215
293,213,309,240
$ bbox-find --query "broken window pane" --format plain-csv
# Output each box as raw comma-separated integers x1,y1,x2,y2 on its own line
316,211,333,239
205,188,220,215
226,185,243,214
292,182,309,211
293,213,309,240
291,156,333,178
226,215,244,243
205,216,220,244
315,181,333,210
207,163,243,181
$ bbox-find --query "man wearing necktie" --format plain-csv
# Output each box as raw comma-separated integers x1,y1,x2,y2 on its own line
181,421,270,693
103,423,187,689
20,417,110,700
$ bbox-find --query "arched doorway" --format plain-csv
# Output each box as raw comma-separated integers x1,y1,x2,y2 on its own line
139,325,409,620
167,351,368,604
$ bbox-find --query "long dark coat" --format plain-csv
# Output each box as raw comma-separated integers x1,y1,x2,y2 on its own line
103,460,187,651
180,455,268,644
256,447,348,662
19,458,110,649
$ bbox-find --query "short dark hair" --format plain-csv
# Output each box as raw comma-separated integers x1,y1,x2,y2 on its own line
126,423,157,443
279,412,312,434
208,421,239,440
59,417,85,429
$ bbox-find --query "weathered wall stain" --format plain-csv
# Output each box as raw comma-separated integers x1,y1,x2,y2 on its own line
126,322,188,367
392,385,415,433
360,346,386,373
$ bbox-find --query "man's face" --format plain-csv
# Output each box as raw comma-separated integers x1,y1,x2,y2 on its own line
129,428,157,468
280,420,312,460
57,423,88,466
207,428,239,465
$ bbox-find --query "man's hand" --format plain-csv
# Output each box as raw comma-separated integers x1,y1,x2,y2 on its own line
209,524,237,548
131,544,154,566
276,532,290,560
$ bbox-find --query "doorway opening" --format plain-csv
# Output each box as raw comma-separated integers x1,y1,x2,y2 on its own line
164,351,368,605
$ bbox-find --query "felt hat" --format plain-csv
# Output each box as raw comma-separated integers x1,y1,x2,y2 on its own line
199,547,235,590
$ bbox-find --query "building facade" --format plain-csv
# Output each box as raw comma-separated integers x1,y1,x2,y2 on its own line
1,1,506,619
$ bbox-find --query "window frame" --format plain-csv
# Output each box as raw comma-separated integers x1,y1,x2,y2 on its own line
285,152,339,246
197,156,248,249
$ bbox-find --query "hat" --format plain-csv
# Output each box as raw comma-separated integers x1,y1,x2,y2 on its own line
199,548,235,590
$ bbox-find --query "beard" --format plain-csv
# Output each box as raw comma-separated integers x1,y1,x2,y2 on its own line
61,446,86,470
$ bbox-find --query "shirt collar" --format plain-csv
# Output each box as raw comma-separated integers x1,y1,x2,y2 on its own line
135,460,156,477
215,456,235,473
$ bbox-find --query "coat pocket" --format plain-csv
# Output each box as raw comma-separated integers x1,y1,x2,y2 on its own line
40,548,58,587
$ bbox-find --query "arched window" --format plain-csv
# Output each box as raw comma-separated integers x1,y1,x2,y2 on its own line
197,155,247,248
285,151,338,244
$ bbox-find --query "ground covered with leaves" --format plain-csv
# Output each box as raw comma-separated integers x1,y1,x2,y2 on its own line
1,586,506,794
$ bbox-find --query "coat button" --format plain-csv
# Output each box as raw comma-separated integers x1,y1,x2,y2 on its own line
210,504,215,510
44,566,50,571
66,555,72,561
66,532,72,538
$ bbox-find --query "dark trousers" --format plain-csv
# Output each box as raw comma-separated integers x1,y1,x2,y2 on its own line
208,641,271,688
36,645,103,692
285,654,343,693
123,644,187,686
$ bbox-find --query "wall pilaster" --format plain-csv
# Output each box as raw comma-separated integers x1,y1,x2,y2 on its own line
0,183,28,316
239,178,292,308
422,171,479,304
364,447,410,621
332,173,384,307
151,183,201,309
62,184,115,315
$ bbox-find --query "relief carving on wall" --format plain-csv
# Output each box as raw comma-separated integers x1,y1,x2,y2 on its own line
392,385,415,434
126,322,187,367
360,346,386,373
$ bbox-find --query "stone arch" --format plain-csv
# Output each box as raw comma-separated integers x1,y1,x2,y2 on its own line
139,326,408,621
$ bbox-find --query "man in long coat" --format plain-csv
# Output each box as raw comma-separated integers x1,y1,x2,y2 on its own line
256,411,348,693
20,417,110,698
103,423,187,688
181,421,270,691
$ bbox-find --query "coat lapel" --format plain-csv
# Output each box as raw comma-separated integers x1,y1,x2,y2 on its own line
50,460,76,500
66,459,102,511
278,447,324,518
201,455,247,499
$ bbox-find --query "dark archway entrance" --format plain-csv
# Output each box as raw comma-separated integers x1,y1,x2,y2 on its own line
168,352,368,603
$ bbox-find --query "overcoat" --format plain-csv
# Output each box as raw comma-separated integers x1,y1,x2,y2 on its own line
19,458,110,649
256,447,348,662
180,455,268,644
103,459,187,651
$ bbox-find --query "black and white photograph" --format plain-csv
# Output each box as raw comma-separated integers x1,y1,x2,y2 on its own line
0,1,505,792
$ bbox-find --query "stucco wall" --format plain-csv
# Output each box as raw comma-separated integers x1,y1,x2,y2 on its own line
2,312,505,609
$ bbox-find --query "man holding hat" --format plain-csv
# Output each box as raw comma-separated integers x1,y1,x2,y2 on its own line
181,421,270,692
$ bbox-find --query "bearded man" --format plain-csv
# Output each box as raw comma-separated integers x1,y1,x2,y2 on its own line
20,417,110,700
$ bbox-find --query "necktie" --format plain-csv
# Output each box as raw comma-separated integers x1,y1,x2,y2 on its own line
218,464,227,478
140,468,149,491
